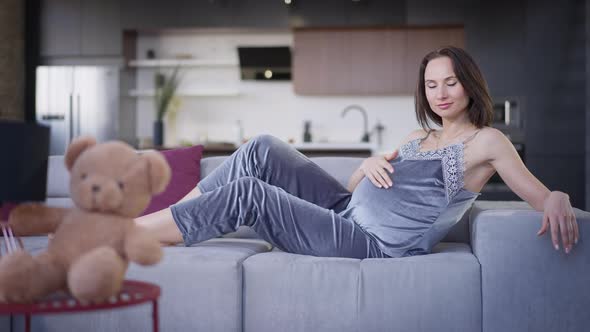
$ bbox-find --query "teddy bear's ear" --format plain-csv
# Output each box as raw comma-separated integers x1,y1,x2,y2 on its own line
141,152,171,194
64,136,97,171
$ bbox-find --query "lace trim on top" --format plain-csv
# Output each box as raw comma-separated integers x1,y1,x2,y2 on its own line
399,139,466,203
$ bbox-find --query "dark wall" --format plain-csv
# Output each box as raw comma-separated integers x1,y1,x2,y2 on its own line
524,0,586,209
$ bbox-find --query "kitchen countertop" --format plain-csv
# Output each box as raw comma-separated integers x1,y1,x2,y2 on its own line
195,141,375,158
290,142,375,150
153,141,377,158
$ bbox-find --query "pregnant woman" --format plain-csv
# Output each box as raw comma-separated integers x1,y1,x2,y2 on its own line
136,46,578,258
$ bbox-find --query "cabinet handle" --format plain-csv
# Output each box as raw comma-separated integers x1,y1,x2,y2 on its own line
504,100,511,126
68,93,74,144
76,94,81,137
41,114,65,120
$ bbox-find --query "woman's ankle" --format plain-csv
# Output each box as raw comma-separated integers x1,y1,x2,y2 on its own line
135,209,184,245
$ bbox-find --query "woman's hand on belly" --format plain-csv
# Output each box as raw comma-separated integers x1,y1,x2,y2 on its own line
358,150,398,189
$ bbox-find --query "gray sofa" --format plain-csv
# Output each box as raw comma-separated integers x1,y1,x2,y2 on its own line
4,155,590,332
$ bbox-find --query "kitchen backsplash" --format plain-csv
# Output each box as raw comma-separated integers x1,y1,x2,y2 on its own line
133,30,419,152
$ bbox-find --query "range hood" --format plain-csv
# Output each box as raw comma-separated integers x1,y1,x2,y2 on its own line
237,46,291,81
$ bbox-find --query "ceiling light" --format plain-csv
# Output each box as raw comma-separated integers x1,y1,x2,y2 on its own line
284,0,292,4
264,69,273,79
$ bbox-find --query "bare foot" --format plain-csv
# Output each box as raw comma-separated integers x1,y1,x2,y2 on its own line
135,208,184,245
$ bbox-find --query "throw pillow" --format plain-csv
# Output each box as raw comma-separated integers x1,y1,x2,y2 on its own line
1,202,17,222
140,145,203,216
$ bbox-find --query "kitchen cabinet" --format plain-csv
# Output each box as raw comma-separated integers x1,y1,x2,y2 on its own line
349,30,406,94
293,27,464,95
293,30,354,95
40,0,121,57
294,29,405,95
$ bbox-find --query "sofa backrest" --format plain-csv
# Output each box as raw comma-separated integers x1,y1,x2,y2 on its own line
45,156,74,208
45,155,472,244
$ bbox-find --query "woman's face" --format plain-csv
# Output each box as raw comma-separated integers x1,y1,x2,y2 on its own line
424,56,470,120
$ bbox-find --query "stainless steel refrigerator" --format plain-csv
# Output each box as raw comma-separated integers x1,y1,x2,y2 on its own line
36,66,120,155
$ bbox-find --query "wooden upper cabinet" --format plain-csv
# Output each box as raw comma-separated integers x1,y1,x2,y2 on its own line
293,27,464,95
294,28,405,95
348,30,406,95
404,28,465,93
293,30,353,95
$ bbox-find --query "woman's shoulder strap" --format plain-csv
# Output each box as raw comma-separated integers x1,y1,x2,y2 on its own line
462,129,481,144
421,129,434,141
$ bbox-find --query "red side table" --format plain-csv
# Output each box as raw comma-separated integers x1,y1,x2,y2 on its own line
0,280,160,332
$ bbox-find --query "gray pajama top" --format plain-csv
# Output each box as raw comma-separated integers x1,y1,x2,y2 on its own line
340,137,480,257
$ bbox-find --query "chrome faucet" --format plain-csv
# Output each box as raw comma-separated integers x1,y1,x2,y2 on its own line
341,104,370,142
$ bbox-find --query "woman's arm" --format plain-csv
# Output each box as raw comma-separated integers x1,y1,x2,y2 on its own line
485,128,578,253
486,129,549,210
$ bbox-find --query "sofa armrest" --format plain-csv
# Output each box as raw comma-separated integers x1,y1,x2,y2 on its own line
470,204,590,332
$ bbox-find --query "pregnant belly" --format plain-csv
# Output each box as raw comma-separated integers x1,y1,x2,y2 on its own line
344,163,448,233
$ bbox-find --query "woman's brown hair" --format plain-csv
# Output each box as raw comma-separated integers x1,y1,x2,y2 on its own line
414,46,493,130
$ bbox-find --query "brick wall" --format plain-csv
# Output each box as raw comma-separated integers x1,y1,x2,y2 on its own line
0,0,24,120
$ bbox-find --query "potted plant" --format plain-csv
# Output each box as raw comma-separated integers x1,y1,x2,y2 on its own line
153,67,181,147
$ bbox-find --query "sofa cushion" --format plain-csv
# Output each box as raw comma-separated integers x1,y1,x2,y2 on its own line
125,239,270,332
141,145,203,216
359,242,481,332
16,236,271,332
243,242,481,332
45,197,74,208
243,251,362,332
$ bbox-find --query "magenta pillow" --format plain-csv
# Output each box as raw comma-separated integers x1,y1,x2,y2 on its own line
1,202,17,222
140,145,204,216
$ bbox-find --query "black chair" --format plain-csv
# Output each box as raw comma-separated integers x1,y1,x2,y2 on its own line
0,121,49,253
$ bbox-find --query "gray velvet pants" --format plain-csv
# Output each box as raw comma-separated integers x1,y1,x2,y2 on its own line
170,135,387,258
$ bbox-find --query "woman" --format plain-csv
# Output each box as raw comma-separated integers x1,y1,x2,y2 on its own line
136,46,579,258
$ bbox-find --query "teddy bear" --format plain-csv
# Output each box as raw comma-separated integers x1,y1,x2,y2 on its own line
0,136,171,303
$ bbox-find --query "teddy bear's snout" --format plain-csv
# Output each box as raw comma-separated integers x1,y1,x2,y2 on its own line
86,179,124,212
